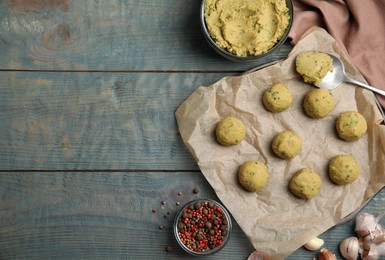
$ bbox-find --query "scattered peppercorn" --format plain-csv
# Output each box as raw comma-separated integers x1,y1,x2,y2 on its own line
178,192,183,196
176,202,180,206
165,245,174,252
176,200,229,253
159,225,164,230
193,188,200,194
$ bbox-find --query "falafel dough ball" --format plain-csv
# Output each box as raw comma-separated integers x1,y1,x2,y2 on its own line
272,131,303,159
336,111,368,141
328,154,360,185
215,117,246,146
238,160,269,192
303,88,335,118
296,52,333,86
289,168,322,199
262,83,293,112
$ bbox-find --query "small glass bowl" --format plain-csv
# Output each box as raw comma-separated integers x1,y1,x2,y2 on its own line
173,198,232,256
200,0,293,62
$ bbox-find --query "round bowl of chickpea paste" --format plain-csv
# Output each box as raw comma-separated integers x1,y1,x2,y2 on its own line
200,0,293,62
173,199,232,256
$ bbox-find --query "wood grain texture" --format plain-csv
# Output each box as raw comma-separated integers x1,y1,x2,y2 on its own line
1,171,385,259
0,171,254,259
0,71,238,170
1,1,384,259
0,0,292,71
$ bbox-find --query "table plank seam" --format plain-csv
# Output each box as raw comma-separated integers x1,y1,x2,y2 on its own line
0,169,201,173
0,69,244,74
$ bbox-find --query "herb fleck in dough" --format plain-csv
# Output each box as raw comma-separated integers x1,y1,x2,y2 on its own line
263,83,293,112
336,111,367,141
303,88,335,118
328,154,360,185
238,160,269,192
204,0,291,57
272,131,303,159
215,117,245,146
289,168,322,199
296,52,333,86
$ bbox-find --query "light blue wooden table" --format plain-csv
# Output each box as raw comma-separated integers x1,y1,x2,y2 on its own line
1,1,384,259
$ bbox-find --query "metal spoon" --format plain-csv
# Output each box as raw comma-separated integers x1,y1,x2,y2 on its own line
319,53,385,97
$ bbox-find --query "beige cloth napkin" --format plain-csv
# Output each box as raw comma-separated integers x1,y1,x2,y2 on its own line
289,0,385,108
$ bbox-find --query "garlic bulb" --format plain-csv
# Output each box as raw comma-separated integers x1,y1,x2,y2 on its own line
355,212,385,237
340,237,359,260
304,237,324,251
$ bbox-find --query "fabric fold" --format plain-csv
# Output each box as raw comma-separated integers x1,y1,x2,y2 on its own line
289,0,385,108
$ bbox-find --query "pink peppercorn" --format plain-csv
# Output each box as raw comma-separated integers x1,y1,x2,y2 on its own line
174,199,231,255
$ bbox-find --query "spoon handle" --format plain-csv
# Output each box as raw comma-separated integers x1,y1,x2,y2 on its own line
346,77,385,97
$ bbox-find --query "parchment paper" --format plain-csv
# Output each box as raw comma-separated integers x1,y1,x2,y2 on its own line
175,27,385,259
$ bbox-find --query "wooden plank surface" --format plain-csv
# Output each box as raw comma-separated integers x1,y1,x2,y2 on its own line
0,71,237,170
0,0,292,71
1,171,385,259
0,171,255,259
1,1,384,259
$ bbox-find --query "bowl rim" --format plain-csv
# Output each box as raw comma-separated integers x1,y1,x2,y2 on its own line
200,0,294,62
173,198,232,256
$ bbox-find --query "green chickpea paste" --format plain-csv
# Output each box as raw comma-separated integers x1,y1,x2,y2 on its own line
204,0,290,57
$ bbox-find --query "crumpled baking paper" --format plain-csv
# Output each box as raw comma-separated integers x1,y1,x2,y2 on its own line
175,27,385,259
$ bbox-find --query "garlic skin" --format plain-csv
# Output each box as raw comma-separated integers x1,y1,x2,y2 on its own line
247,251,265,260
318,248,337,260
353,212,385,260
355,212,385,237
340,237,359,260
304,237,324,251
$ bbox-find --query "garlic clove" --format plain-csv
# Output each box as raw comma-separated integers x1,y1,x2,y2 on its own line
373,234,385,245
363,235,373,251
247,251,265,260
355,213,377,237
365,242,385,260
355,212,385,237
319,248,337,260
304,237,324,251
340,237,359,260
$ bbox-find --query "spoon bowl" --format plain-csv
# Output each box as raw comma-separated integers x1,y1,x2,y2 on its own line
319,54,385,97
